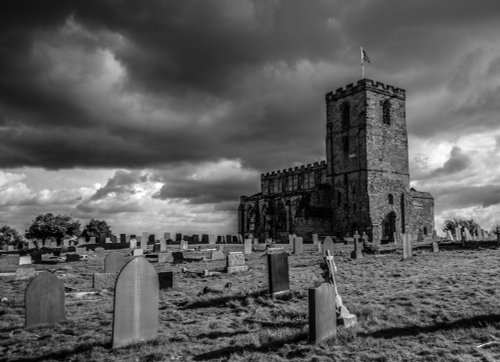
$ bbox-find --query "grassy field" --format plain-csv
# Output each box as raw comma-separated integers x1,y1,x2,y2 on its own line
0,240,499,362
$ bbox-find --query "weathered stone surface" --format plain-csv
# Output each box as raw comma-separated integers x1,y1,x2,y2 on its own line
19,255,32,265
158,252,173,264
104,252,126,273
309,283,337,343
267,253,289,295
25,271,65,327
75,247,86,254
244,239,252,254
160,239,167,252
226,252,248,273
112,257,159,349
93,272,117,290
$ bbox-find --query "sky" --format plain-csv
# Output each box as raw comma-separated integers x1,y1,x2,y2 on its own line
1,0,500,237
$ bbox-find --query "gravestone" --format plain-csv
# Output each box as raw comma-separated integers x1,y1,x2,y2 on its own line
309,283,337,343
244,239,252,254
209,234,216,244
446,230,454,241
76,247,86,254
62,239,69,247
31,253,42,264
201,234,209,243
352,232,362,260
105,237,111,244
267,253,289,295
120,234,126,243
28,240,35,249
16,267,37,280
89,236,96,244
172,252,184,264
93,273,117,290
323,236,334,256
226,252,248,273
140,239,148,251
455,227,462,242
402,234,412,259
105,252,127,273
210,249,225,260
129,238,137,249
19,255,32,265
158,252,173,264
192,234,199,243
464,228,472,241
180,240,188,251
432,241,439,253
112,258,159,349
78,237,86,245
175,233,182,242
133,249,143,257
164,232,171,240
158,271,174,290
153,244,161,253
225,235,232,244
288,234,294,245
25,271,65,327
312,233,319,245
293,237,303,254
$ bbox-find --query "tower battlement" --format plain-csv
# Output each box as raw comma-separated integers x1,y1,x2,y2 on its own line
261,160,327,180
325,79,405,102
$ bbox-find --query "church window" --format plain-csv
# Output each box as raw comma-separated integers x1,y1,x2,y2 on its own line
382,100,391,125
423,226,428,236
268,180,273,194
341,102,350,129
388,194,394,204
298,174,304,190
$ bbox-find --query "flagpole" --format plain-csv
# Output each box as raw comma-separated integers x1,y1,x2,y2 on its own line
360,46,365,79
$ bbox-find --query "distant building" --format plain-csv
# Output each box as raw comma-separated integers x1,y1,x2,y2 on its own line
238,79,434,243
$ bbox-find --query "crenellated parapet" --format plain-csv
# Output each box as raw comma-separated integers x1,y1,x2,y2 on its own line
325,79,405,102
261,160,327,195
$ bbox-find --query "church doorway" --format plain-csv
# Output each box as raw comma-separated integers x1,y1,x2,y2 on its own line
381,211,396,244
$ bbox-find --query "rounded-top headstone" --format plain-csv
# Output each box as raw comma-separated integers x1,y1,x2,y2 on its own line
112,257,159,349
104,252,126,273
323,236,334,256
25,271,65,327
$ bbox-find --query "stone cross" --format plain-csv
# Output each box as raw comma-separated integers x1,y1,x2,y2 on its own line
25,271,65,327
112,258,159,349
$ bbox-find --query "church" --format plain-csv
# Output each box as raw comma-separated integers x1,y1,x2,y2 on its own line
238,78,434,244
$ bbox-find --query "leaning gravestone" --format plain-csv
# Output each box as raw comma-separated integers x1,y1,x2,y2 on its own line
309,283,337,343
267,253,289,296
112,258,159,349
25,271,65,327
323,236,334,256
105,252,126,273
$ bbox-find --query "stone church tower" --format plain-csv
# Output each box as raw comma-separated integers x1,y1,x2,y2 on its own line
239,79,434,243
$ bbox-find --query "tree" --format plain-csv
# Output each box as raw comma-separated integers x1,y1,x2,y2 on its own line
443,218,479,237
82,218,113,240
0,226,23,247
25,213,81,245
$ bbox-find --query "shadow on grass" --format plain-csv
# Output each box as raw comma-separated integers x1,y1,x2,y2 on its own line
196,330,250,339
359,314,500,339
180,289,268,310
6,340,109,362
244,318,307,329
193,331,308,361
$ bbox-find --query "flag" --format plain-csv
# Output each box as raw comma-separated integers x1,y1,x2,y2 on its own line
362,48,370,63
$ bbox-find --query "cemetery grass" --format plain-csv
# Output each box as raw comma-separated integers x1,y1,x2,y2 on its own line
0,242,499,361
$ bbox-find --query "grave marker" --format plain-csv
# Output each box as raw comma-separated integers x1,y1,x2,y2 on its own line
309,283,337,343
158,271,174,290
160,239,167,252
323,236,334,256
172,252,184,264
19,255,32,265
112,258,159,349
244,238,252,254
432,241,439,253
133,249,143,257
352,232,362,260
312,233,319,245
105,252,126,273
226,252,248,273
25,271,65,327
267,253,289,295
293,237,303,255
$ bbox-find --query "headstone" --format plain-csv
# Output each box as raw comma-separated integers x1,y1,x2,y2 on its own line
19,255,32,265
93,272,117,290
309,283,337,343
232,236,238,243
172,252,184,264
105,237,111,244
140,239,148,251
158,272,174,290
66,254,81,262
432,241,439,253
464,228,472,241
352,232,362,260
28,240,35,249
210,250,225,260
89,236,96,244
402,234,412,259
153,244,161,253
16,267,37,280
112,258,159,349
312,233,319,245
78,237,86,245
164,232,171,240
209,234,216,244
129,238,137,249
105,252,127,273
25,271,65,327
99,233,106,244
95,247,105,252
175,233,182,242
226,252,248,273
148,234,155,243
201,234,209,243
288,234,294,245
244,239,252,254
293,237,303,254
323,236,334,255
120,234,126,243
76,247,86,254
158,252,173,264
267,253,289,295
133,249,143,257
180,240,188,251
62,239,69,247
455,227,462,242
192,234,199,243
160,239,167,252
225,235,232,244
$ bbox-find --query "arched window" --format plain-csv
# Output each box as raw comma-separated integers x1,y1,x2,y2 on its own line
341,102,350,129
388,194,394,204
382,100,391,125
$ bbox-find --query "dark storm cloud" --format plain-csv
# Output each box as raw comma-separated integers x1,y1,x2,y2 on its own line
427,147,470,178
433,185,500,211
1,0,500,174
